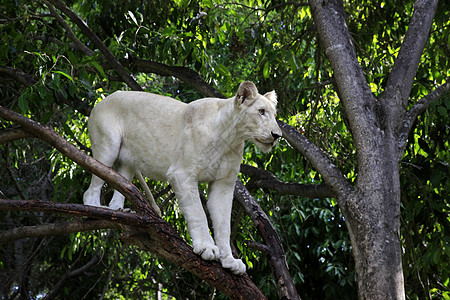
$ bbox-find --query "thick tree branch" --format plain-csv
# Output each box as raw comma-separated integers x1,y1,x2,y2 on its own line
309,0,377,143
0,199,265,299
45,0,142,91
398,80,450,157
0,218,121,243
277,120,352,210
0,127,33,144
0,66,37,87
0,200,162,228
240,164,334,198
130,58,227,98
234,180,300,300
382,0,439,128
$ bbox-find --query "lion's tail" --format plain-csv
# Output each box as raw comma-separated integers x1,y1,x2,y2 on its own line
136,171,162,217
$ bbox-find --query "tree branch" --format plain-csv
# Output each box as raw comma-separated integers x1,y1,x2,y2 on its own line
382,0,439,126
398,80,450,157
277,120,352,209
240,164,334,198
234,180,300,300
220,1,308,13
43,0,95,56
309,0,377,143
0,199,161,228
0,198,266,299
45,0,142,91
0,127,33,144
43,251,102,300
0,66,37,87
127,58,227,98
0,218,121,243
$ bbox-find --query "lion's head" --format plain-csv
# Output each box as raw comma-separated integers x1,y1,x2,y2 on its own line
235,81,282,152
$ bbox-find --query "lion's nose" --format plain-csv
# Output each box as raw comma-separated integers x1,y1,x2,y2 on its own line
271,131,281,140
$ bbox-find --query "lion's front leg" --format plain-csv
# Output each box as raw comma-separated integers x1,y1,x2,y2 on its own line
208,178,246,275
169,172,219,261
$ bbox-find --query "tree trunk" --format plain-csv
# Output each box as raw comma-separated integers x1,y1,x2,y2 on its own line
308,0,438,298
345,133,404,299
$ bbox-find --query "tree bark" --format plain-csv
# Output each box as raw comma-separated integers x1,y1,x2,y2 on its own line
0,199,266,299
240,164,334,198
308,0,439,299
381,0,440,133
234,181,301,300
0,219,121,243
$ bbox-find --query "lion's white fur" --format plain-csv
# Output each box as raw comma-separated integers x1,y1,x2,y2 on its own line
83,81,281,274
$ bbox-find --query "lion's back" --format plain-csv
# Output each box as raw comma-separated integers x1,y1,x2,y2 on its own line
88,91,188,179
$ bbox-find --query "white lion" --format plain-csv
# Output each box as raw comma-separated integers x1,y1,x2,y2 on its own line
83,81,281,274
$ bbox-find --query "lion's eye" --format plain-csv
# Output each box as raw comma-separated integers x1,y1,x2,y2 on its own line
258,109,266,115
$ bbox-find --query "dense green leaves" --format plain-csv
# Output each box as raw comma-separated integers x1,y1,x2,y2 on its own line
1,0,449,299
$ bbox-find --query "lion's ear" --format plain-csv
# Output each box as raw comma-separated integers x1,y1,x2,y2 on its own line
264,91,277,106
235,81,258,107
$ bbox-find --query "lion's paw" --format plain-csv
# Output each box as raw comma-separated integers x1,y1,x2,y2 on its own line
193,243,220,261
221,256,246,275
108,202,124,211
83,196,101,207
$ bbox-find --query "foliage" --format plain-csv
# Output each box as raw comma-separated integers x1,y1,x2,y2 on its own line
0,0,449,299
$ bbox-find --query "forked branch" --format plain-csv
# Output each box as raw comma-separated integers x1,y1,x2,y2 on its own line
398,80,450,157
382,0,439,112
277,120,352,210
0,199,265,299
240,164,334,198
234,181,300,300
308,0,376,142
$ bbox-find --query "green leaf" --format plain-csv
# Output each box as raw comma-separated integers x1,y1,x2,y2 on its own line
300,6,307,20
41,111,54,123
162,26,177,36
202,0,213,8
215,64,231,77
53,71,74,83
286,50,299,71
263,61,270,79
18,94,28,114
61,122,76,140
432,247,441,265
437,105,447,117
38,85,47,99
90,61,107,78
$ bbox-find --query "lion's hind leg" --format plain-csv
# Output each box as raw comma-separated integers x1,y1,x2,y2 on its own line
83,126,122,208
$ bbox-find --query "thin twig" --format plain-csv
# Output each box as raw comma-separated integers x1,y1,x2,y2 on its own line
43,0,95,56
46,0,142,91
